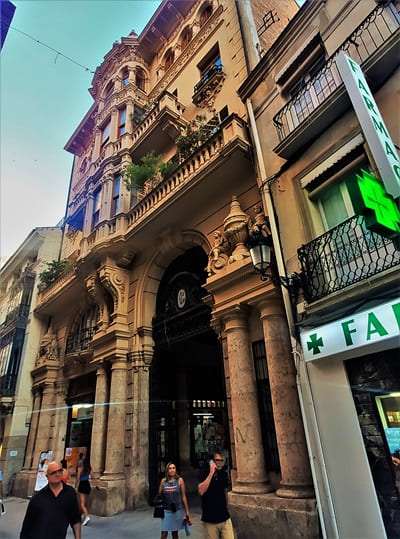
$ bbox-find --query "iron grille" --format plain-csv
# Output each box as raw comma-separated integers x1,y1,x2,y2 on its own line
273,4,399,141
65,326,97,354
252,340,280,473
298,215,400,302
193,64,223,95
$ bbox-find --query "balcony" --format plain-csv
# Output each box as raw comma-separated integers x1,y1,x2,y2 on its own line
192,64,225,106
0,373,17,397
35,267,78,315
65,326,98,355
298,214,400,303
273,4,399,159
0,304,30,336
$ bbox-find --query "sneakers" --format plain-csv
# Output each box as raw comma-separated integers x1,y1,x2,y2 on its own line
82,516,91,526
0,499,5,516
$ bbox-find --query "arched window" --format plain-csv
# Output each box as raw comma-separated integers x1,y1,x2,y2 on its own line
200,4,213,27
66,305,99,354
103,81,113,102
122,68,129,85
135,68,145,91
164,48,175,70
181,27,192,49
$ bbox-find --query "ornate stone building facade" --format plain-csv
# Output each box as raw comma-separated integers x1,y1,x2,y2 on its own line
14,1,320,536
239,0,400,537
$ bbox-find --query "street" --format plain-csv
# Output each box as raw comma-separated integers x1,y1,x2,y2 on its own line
0,496,205,538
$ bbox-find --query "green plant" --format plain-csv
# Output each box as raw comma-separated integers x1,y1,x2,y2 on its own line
124,151,177,191
39,259,69,288
175,114,212,159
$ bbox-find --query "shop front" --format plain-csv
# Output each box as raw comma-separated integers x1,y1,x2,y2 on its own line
301,296,400,538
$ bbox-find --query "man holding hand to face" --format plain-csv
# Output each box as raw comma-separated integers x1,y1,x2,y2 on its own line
20,461,81,539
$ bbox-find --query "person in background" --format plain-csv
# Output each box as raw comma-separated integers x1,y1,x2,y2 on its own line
60,459,69,484
76,455,100,526
20,461,81,539
0,468,5,516
158,461,191,538
198,452,234,539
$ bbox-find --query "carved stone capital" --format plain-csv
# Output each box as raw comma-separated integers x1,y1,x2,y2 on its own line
85,273,110,331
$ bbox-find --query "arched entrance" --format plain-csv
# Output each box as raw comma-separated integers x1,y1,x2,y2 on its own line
149,247,229,499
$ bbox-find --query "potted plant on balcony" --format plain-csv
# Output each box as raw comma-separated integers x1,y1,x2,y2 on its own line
124,151,178,198
39,259,70,290
175,114,210,160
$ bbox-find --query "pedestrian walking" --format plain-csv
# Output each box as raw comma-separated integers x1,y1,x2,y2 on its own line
198,453,234,539
20,460,81,539
158,461,192,538
76,455,100,526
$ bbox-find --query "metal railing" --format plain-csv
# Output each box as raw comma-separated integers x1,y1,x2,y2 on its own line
193,64,224,95
65,326,97,354
0,304,30,333
298,215,400,302
0,374,17,397
273,4,399,141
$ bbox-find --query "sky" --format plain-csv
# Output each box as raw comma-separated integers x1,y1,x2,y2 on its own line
0,0,161,266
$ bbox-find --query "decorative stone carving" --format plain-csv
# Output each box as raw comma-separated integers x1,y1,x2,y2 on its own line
98,263,129,322
65,225,79,243
223,196,251,262
35,325,58,366
248,204,271,239
206,230,230,276
85,273,110,332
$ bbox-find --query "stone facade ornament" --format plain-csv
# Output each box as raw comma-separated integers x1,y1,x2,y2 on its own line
85,273,110,332
35,325,58,366
206,230,230,276
249,204,271,238
223,196,251,262
98,262,129,322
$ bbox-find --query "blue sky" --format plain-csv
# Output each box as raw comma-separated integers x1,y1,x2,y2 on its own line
0,0,161,265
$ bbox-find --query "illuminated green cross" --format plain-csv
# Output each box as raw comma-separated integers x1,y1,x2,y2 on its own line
347,169,400,239
307,333,324,355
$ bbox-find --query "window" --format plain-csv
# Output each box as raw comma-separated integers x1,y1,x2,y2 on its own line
181,27,192,49
112,175,121,215
104,81,113,102
135,68,145,91
92,189,101,228
132,106,145,126
198,45,222,82
100,120,111,154
219,105,228,122
122,69,129,85
164,48,174,70
318,181,354,230
118,107,126,137
200,4,213,27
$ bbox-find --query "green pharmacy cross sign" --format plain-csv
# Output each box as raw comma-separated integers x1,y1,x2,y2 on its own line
346,169,400,240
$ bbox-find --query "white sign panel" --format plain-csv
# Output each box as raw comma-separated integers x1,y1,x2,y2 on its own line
336,51,400,199
300,299,400,362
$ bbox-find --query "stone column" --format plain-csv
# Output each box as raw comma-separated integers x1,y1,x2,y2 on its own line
32,382,55,469
110,108,119,143
102,356,127,479
259,298,314,498
224,306,271,494
83,189,95,236
94,128,101,160
91,362,109,475
52,381,68,460
23,388,42,470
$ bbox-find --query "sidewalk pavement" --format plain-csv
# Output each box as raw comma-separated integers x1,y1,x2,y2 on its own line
0,496,204,538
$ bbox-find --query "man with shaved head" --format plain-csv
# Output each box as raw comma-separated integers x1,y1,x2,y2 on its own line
20,461,81,539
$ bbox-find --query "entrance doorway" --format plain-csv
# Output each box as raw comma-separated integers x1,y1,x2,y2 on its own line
149,248,229,499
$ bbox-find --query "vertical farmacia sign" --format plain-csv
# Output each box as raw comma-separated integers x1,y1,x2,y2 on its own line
336,51,400,200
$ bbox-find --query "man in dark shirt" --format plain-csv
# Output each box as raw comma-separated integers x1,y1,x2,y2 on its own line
20,461,81,539
198,453,234,539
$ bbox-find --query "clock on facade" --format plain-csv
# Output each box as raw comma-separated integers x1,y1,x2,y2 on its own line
177,288,186,309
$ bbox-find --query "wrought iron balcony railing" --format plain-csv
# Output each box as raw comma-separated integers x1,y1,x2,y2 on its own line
298,215,400,303
192,64,225,105
0,304,30,335
273,4,399,143
65,326,97,354
0,373,17,397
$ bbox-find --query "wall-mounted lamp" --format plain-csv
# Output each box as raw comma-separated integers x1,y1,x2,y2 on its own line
246,229,273,281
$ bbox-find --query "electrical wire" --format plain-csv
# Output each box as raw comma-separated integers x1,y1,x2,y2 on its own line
1,21,95,74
